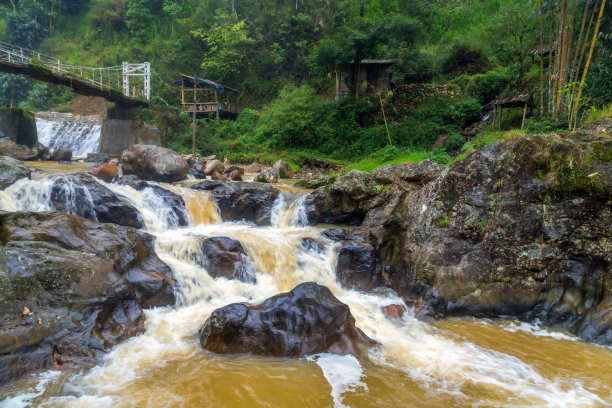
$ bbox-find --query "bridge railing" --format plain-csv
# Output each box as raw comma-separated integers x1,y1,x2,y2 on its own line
0,42,149,100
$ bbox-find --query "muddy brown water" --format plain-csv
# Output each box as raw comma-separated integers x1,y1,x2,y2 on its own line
0,165,610,407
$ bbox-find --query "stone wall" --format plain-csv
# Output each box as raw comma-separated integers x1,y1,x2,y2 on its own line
99,119,161,155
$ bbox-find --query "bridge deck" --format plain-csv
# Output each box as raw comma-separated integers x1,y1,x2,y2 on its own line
0,59,148,107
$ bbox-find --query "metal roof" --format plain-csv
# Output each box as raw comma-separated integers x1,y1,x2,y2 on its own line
175,74,239,93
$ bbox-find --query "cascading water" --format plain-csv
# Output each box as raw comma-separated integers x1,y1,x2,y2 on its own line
1,174,611,407
36,112,101,158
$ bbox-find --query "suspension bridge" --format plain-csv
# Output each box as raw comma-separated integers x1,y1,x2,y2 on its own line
0,42,151,107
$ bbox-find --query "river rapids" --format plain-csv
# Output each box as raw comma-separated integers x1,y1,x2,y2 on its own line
0,165,611,408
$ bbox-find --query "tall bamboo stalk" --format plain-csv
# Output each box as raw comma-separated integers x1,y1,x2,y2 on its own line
540,0,545,115
555,0,569,119
548,0,555,114
568,0,594,117
571,0,607,129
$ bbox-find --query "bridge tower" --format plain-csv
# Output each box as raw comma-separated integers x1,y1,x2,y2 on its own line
122,62,151,101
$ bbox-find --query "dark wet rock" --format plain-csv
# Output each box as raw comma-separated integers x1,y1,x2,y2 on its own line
191,180,280,225
199,237,257,284
300,237,324,253
211,171,230,182
121,144,188,182
52,147,72,162
272,160,292,178
86,154,110,163
36,143,51,161
255,168,278,183
306,131,612,345
0,155,31,190
0,211,175,384
228,169,242,181
50,173,144,228
336,239,383,292
0,108,37,148
188,167,207,179
199,282,375,357
115,175,188,227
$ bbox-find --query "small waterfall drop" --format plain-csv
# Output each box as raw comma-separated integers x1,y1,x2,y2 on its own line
1,170,610,408
36,112,101,158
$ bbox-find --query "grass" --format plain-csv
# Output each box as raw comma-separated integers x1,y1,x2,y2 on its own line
344,148,451,172
584,104,612,125
453,129,526,163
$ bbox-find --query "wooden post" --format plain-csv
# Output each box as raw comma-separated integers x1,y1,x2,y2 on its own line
192,84,197,156
521,102,529,129
181,79,185,109
491,105,498,131
499,106,503,130
214,88,219,121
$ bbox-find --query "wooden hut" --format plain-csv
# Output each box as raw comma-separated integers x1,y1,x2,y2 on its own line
336,60,395,96
175,74,239,119
490,93,535,130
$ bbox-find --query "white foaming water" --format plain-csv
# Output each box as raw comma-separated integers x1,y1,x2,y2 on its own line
36,115,101,158
0,370,61,408
307,354,367,408
271,193,308,228
2,177,609,407
1,177,55,212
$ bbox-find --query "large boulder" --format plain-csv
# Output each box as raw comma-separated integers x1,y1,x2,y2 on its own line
306,130,612,345
199,282,374,357
0,211,176,384
204,159,225,175
121,144,188,182
50,173,144,229
191,180,280,225
272,160,292,178
0,156,31,190
245,163,262,173
0,108,37,148
255,168,278,183
199,237,257,284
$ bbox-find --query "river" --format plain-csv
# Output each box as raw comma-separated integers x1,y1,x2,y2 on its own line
0,165,611,407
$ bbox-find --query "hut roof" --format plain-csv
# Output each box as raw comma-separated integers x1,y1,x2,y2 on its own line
528,43,556,56
175,74,239,93
494,93,534,108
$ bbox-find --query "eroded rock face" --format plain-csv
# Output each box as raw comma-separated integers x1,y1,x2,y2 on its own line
307,132,612,345
0,211,176,384
121,144,188,182
191,180,280,225
51,173,144,228
0,155,31,190
272,160,292,178
199,282,374,357
199,237,257,284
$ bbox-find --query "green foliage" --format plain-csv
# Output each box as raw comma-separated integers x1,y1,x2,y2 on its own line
192,15,255,83
442,44,490,76
453,70,511,104
443,133,464,152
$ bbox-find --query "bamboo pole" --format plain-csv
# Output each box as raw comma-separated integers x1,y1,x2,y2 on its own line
555,0,569,119
379,93,392,146
571,0,606,129
521,102,528,129
192,84,196,156
540,0,544,115
491,105,498,131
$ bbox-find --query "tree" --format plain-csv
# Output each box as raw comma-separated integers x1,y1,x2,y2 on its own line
310,14,422,97
192,13,256,83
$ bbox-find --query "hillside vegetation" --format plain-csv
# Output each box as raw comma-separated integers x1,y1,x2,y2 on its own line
1,0,610,167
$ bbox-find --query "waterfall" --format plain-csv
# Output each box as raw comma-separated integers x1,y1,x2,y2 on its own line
1,174,609,408
36,112,101,158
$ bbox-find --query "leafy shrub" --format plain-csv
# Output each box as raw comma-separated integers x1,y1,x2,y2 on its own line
443,44,490,76
443,132,464,152
381,145,400,161
465,70,511,104
445,98,482,125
